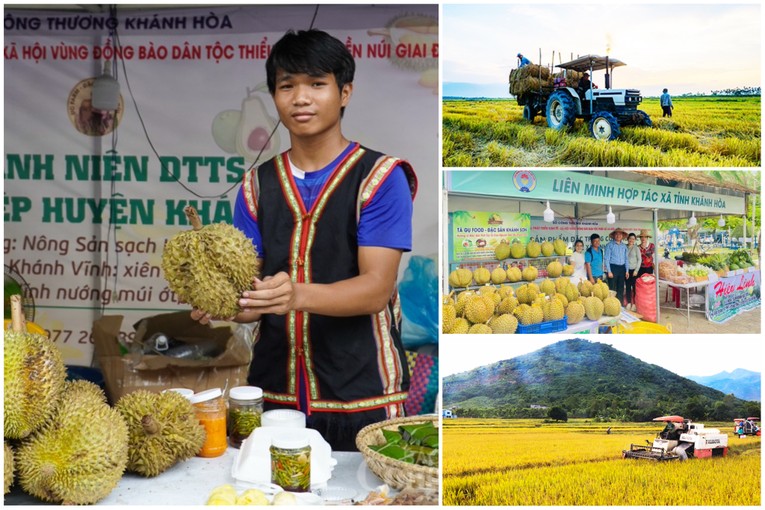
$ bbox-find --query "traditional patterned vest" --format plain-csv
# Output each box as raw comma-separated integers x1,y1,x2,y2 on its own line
241,143,417,418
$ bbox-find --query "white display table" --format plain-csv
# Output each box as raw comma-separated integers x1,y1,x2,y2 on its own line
659,278,709,326
562,319,599,335
5,449,387,505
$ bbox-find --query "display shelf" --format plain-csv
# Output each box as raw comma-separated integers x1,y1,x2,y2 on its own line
449,255,568,267
447,255,575,293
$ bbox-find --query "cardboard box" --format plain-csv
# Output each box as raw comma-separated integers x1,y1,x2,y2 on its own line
92,312,252,403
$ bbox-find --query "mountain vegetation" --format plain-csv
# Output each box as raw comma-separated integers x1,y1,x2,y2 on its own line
443,339,760,421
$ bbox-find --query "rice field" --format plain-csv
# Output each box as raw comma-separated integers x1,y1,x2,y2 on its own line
443,418,761,506
442,96,761,167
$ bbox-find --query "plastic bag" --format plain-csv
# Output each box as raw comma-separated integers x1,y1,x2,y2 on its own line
398,256,438,348
636,274,657,322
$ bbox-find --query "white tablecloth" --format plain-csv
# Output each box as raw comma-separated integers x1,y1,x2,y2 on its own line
5,449,387,505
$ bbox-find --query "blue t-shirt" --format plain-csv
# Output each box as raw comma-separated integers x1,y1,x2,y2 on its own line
584,246,605,278
233,142,413,260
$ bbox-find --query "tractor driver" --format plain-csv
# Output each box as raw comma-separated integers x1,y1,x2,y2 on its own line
577,72,591,99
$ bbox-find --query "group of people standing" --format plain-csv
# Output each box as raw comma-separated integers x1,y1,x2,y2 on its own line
568,228,655,311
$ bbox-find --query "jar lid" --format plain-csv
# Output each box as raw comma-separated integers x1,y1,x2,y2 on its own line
271,430,311,450
262,409,306,429
163,388,194,398
229,386,263,401
189,387,222,404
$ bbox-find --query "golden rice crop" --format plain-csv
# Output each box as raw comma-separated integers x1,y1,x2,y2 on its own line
443,419,761,506
442,96,761,167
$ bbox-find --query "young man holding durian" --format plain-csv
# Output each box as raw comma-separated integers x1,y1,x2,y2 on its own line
193,29,416,451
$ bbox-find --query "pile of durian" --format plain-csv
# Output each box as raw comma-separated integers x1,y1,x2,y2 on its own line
4,295,206,504
449,258,574,289
495,238,568,261
442,277,622,334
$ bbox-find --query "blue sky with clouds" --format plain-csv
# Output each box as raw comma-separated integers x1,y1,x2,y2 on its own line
442,3,761,98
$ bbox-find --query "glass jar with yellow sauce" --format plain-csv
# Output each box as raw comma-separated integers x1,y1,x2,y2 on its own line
190,388,227,458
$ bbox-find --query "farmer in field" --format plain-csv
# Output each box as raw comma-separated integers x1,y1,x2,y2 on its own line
517,53,531,68
660,88,674,117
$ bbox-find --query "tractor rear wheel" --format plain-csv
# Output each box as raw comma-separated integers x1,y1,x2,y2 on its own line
546,91,576,131
589,111,621,141
523,104,536,122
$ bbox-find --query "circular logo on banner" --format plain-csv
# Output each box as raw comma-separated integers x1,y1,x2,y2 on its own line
513,170,536,193
67,77,124,137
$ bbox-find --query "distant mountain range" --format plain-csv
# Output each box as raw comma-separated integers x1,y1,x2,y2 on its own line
686,369,761,402
443,339,760,421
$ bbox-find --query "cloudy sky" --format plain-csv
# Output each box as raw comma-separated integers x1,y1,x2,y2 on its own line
442,3,761,97
440,335,763,378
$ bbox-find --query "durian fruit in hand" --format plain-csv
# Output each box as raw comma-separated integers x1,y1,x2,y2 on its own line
4,295,67,439
4,442,14,495
162,206,260,318
16,380,129,505
116,389,206,477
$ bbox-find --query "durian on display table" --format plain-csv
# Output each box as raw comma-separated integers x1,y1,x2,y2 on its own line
4,447,388,505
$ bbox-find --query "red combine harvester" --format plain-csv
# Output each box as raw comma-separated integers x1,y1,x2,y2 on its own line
623,415,728,461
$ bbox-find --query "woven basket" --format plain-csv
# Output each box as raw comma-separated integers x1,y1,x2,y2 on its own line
355,415,439,490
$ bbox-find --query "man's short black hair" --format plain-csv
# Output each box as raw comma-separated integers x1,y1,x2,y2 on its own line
590,233,600,242
266,29,355,95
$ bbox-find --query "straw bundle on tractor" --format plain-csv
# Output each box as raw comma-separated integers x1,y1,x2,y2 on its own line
508,65,553,96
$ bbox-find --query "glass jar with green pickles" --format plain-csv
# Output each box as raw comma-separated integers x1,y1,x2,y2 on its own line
270,433,311,492
227,386,263,448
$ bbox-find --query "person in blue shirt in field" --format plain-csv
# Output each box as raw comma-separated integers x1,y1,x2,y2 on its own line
584,233,605,284
660,88,674,117
604,228,629,304
517,53,531,68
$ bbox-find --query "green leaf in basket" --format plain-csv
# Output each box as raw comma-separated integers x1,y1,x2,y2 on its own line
381,428,403,444
410,445,439,468
373,442,416,464
399,422,439,448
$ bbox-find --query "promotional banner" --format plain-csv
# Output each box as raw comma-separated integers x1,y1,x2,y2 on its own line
530,218,651,247
448,212,651,263
449,211,530,262
706,271,761,324
447,170,746,214
4,5,439,364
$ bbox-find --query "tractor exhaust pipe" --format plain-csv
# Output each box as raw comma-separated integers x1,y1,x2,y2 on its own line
606,55,611,90
605,55,611,89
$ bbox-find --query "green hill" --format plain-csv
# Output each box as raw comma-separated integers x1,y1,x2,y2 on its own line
443,339,760,421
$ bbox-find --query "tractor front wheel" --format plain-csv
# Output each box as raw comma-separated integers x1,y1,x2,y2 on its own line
589,111,621,141
546,91,576,131
635,110,653,127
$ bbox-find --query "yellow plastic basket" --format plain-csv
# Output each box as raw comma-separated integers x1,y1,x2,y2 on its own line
612,321,672,334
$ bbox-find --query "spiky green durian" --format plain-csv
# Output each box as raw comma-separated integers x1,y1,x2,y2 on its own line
162,206,259,319
4,301,67,439
5,442,14,495
16,381,129,505
116,390,206,477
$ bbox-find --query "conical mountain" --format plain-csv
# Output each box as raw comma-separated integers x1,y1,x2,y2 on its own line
444,339,758,421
